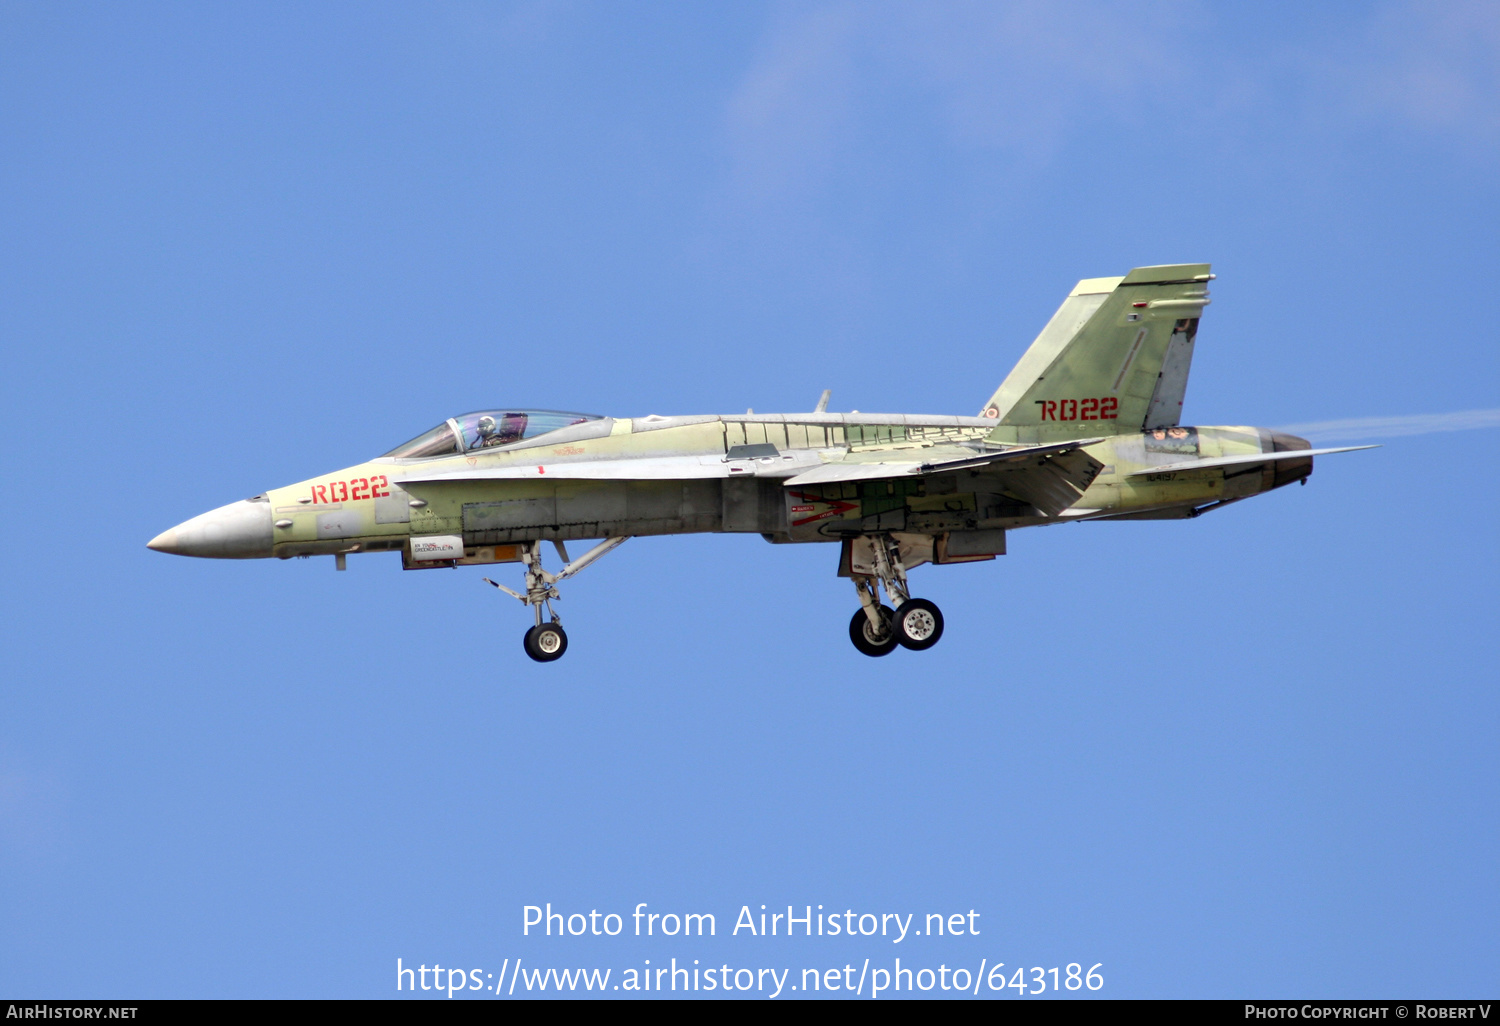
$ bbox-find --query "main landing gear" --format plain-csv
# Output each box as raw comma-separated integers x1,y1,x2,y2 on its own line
849,534,945,657
484,537,629,663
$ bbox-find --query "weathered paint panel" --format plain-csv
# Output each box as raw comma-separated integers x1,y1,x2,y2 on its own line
465,495,557,531
625,480,683,521
945,529,1007,556
722,476,758,532
722,477,787,534
316,510,365,539
373,482,411,524
555,482,628,524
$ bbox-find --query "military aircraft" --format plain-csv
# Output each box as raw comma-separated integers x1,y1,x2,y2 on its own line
148,263,1372,661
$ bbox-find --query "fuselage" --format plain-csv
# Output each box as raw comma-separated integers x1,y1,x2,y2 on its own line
146,413,1314,564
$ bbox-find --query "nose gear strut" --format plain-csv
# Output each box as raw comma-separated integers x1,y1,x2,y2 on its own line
483,536,629,662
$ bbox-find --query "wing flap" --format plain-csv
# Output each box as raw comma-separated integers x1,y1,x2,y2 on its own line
782,438,1103,487
997,447,1105,516
784,440,1104,518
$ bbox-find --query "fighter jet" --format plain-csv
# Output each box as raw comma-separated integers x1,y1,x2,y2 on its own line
148,263,1372,661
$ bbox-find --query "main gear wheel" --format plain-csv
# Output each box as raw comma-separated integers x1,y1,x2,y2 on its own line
893,598,944,651
849,605,898,657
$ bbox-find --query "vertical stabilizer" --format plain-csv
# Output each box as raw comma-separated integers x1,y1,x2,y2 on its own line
980,264,1212,441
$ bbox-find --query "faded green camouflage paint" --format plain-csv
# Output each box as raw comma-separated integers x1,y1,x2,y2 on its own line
262,417,1297,561
164,263,1335,575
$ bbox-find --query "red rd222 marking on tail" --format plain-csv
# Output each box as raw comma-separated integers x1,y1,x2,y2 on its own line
1036,398,1118,422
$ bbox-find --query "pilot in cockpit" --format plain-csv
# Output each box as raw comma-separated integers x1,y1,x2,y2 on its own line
474,413,528,448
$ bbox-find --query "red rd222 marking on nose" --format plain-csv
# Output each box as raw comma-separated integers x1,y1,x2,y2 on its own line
310,475,390,504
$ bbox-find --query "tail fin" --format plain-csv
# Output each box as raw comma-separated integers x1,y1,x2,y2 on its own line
980,264,1212,440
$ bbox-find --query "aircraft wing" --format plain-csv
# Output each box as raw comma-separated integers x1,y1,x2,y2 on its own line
785,439,1106,518
1124,445,1377,476
782,438,1103,486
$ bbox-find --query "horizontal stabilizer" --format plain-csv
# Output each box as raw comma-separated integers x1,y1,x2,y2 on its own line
1125,445,1378,476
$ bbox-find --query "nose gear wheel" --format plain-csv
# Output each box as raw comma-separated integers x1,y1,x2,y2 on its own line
483,537,629,663
523,623,568,662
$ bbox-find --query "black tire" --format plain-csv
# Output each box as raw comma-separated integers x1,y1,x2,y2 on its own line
893,598,944,651
849,605,898,657
523,623,568,662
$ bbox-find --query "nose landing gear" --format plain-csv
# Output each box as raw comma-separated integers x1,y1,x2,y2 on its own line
484,536,629,663
523,622,568,662
848,534,944,656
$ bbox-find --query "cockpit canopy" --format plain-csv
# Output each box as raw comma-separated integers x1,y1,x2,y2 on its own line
383,410,604,459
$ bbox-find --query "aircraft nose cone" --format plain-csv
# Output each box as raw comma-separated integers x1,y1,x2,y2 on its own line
147,498,274,559
147,527,180,553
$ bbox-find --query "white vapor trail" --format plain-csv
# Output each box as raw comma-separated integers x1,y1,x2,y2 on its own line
1275,409,1500,442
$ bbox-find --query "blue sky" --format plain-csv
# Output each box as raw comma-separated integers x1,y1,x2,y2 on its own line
1,1,1495,999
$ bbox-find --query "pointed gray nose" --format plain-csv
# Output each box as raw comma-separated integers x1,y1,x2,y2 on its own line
148,497,274,559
